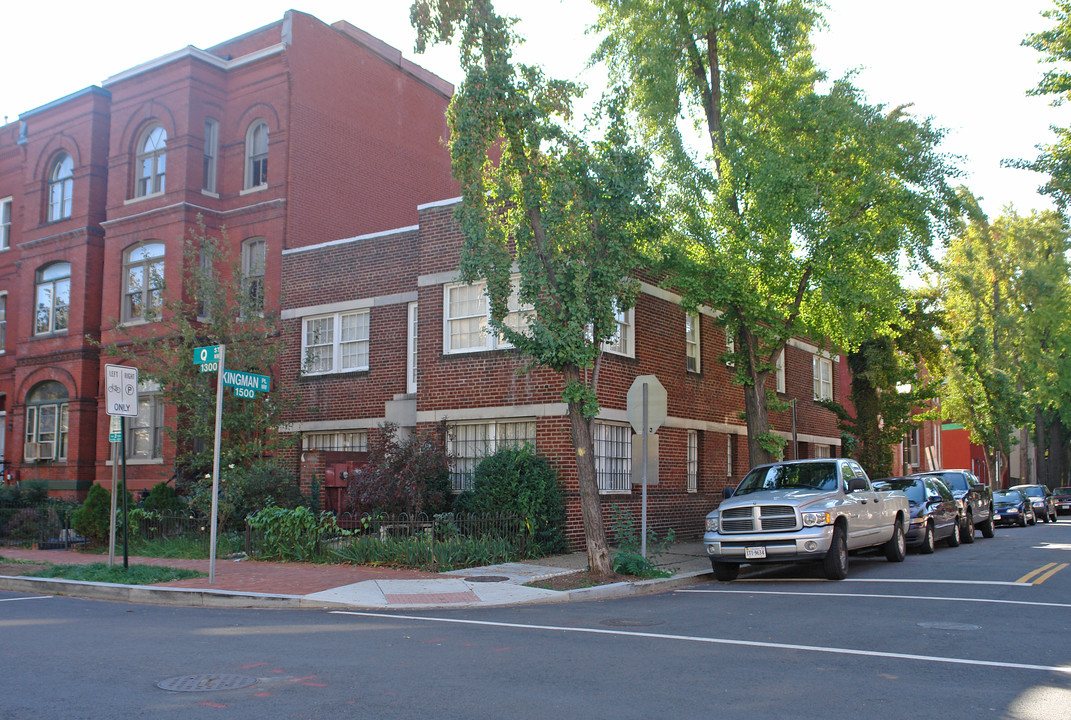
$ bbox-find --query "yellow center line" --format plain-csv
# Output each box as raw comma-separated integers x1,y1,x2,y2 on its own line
1031,563,1069,585
1016,563,1057,584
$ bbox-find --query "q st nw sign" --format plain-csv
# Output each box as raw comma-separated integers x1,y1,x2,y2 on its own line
104,364,139,417
194,345,221,373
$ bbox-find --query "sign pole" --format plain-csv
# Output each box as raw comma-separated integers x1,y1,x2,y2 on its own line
121,416,129,569
108,438,118,567
641,382,649,559
208,344,226,584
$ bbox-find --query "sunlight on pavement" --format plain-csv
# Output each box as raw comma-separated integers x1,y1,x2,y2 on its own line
1032,543,1071,551
1006,685,1071,719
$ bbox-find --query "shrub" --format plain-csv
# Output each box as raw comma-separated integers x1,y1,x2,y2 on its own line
248,505,346,562
4,508,44,542
141,482,187,514
347,422,453,516
71,483,132,545
456,445,566,554
609,504,676,578
189,459,306,530
0,479,50,506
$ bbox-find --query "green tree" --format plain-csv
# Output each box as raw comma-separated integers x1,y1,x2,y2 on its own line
101,219,299,492
593,0,957,467
1022,0,1071,209
411,1,659,575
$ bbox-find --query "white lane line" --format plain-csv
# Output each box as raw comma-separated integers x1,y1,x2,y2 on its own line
329,610,1071,676
0,595,53,603
843,578,1030,587
679,588,1071,609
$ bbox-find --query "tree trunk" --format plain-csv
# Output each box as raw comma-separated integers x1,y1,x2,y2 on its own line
1034,406,1047,487
739,325,776,468
563,366,613,577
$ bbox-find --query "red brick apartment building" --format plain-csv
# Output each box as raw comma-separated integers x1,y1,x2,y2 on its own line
281,199,845,545
0,11,457,496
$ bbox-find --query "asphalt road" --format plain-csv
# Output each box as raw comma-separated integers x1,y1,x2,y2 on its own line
2,517,1069,720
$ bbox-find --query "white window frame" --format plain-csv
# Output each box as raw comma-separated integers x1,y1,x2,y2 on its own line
725,331,736,368
122,242,165,323
686,430,698,492
406,301,418,394
301,310,370,376
602,304,634,357
128,383,164,461
448,419,536,491
302,431,368,452
685,312,700,373
244,120,269,190
203,118,219,194
0,196,11,250
443,278,533,354
25,382,69,461
241,237,266,313
47,153,73,222
0,292,6,353
727,434,734,477
814,443,832,459
595,421,632,494
34,262,71,335
813,354,833,401
135,125,166,197
776,349,786,393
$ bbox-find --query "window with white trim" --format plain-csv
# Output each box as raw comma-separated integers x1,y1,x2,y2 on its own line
726,434,734,477
0,196,11,250
595,421,632,493
302,310,370,375
122,242,165,322
813,354,833,401
685,312,700,372
203,118,219,193
34,262,70,335
725,331,735,367
128,383,164,460
443,279,533,354
448,419,536,491
245,120,268,189
814,443,831,459
0,293,6,352
302,431,368,452
25,381,68,461
687,430,698,492
47,153,73,221
135,125,166,197
241,237,266,313
406,302,418,394
776,350,786,393
602,304,634,357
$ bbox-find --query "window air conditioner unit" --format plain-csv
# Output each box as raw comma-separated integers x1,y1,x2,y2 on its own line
23,442,39,461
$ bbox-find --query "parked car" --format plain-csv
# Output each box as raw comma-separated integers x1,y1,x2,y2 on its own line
1054,487,1071,516
992,489,1035,527
912,470,994,541
703,458,909,581
874,476,961,553
1011,484,1058,524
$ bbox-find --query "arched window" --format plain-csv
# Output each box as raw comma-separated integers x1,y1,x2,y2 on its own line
48,153,73,221
123,242,165,322
25,380,69,462
241,237,266,313
135,125,167,196
244,120,268,189
34,262,71,335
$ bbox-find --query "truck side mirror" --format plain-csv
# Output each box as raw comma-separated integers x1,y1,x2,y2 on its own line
847,478,868,493
972,483,987,493
723,487,735,499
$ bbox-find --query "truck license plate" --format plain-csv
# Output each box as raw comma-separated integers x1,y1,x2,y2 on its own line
744,546,766,559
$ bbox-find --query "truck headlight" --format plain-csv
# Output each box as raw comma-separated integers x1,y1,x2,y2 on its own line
802,511,832,527
706,516,719,532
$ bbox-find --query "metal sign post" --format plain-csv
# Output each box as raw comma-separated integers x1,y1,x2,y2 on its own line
626,375,667,559
196,345,226,585
108,418,120,567
104,364,138,569
642,383,648,558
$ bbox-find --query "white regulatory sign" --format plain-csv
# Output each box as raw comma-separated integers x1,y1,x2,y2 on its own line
105,364,139,417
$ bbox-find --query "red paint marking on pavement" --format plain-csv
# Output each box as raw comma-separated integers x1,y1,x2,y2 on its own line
270,669,284,674
462,643,474,647
254,692,271,697
302,682,329,687
289,676,318,682
492,647,510,652
200,702,228,708
240,663,268,669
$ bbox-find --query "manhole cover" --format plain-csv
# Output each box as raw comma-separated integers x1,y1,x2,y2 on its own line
917,621,981,631
157,674,259,692
466,575,511,583
599,618,666,628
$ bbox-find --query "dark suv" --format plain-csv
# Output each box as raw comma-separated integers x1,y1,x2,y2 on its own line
912,470,994,542
1011,484,1058,524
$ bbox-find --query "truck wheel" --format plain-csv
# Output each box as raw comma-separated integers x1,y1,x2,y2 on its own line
920,521,935,554
947,519,961,547
961,512,975,544
712,561,739,582
980,513,995,538
823,525,849,580
884,521,906,563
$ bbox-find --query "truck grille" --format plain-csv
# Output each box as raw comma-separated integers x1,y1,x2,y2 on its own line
720,505,799,533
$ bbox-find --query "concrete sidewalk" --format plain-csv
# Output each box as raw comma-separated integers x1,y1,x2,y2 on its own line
0,542,713,610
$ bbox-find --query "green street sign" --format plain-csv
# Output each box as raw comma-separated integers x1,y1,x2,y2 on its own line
193,345,222,364
221,369,270,393
198,362,219,373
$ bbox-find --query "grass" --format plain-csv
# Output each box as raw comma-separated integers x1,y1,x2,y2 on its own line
81,532,245,560
26,563,205,584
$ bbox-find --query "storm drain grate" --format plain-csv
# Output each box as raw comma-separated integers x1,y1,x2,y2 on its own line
466,575,511,583
600,618,666,628
157,674,259,692
917,621,981,631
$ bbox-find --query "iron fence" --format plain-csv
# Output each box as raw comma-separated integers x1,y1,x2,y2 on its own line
335,511,527,541
0,501,80,549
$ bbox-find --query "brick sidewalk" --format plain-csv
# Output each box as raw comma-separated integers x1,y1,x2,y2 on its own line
0,548,451,595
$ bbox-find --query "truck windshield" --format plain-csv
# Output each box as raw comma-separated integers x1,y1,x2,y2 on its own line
734,462,840,496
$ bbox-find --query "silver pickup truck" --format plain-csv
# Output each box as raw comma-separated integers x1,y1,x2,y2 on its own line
704,458,909,581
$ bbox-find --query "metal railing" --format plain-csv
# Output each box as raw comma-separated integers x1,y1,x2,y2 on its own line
0,501,80,549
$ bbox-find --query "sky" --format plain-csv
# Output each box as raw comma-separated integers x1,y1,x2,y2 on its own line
1,0,1063,217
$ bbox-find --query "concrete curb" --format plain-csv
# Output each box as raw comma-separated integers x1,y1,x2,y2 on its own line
0,568,714,610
